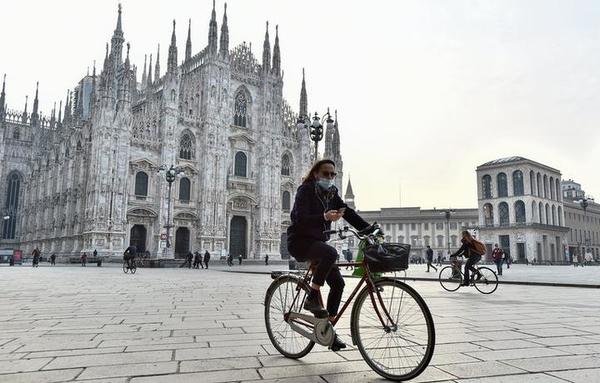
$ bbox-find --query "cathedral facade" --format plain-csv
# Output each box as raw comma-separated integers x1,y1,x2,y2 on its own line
0,3,343,260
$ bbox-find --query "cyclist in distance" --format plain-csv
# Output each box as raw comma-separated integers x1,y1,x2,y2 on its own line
123,244,137,269
287,159,372,351
450,231,482,286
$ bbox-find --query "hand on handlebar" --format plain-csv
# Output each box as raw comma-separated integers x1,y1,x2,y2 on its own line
324,210,344,222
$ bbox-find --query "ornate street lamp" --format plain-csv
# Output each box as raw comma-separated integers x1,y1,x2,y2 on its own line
297,109,334,162
441,209,455,254
158,165,185,253
575,196,595,255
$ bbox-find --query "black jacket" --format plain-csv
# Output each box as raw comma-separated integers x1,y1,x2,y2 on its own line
287,180,369,245
452,239,474,258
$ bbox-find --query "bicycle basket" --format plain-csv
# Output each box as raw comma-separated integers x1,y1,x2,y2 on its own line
364,243,411,272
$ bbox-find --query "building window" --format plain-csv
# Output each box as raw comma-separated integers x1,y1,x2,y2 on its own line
436,235,444,247
558,206,562,226
513,170,524,196
13,128,20,140
424,236,430,246
536,173,542,196
543,175,548,198
398,223,404,230
531,201,537,222
450,222,457,230
411,236,418,246
497,173,508,197
2,172,20,239
482,175,492,199
398,235,405,243
483,203,494,226
530,170,535,195
424,223,429,230
234,152,247,177
545,203,550,225
515,200,526,224
411,223,417,231
499,202,509,226
179,177,191,202
234,91,248,127
281,154,291,176
551,205,556,226
555,179,561,202
135,172,149,197
282,191,291,211
451,235,457,247
436,222,443,230
179,131,195,160
539,202,543,224
549,176,555,200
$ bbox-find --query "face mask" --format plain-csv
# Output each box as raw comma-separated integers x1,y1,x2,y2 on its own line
317,178,334,191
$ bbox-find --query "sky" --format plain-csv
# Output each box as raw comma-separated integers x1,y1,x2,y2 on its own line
1,0,599,210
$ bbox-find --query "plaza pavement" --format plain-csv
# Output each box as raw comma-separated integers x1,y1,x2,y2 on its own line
1,265,600,382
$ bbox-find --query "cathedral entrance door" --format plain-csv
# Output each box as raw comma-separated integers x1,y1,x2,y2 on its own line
229,216,247,259
175,227,190,259
130,225,147,254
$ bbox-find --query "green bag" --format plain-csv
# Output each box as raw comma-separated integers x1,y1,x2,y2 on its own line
352,240,383,279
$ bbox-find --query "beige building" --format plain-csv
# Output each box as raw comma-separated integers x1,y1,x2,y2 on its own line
476,157,569,263
562,181,600,261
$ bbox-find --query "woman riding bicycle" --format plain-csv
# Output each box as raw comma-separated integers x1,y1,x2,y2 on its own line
450,231,482,286
287,159,371,351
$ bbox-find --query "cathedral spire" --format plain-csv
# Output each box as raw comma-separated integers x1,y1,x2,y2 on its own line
0,74,6,119
110,4,125,65
271,25,281,76
147,54,153,87
21,95,28,123
208,0,218,56
299,68,307,117
219,3,229,58
57,100,62,127
167,20,178,74
31,81,40,127
262,21,271,73
154,44,160,81
50,101,56,128
185,19,192,61
141,54,147,84
344,177,355,209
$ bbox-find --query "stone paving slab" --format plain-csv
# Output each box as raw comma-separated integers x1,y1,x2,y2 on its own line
1,267,600,382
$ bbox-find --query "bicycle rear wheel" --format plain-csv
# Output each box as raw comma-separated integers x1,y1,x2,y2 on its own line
351,279,435,381
264,275,315,359
122,263,129,274
473,266,498,294
438,266,462,292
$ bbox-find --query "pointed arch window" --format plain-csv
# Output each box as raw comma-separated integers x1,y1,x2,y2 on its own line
2,172,21,239
551,205,556,225
497,173,508,197
13,128,20,140
281,154,291,176
499,202,509,226
282,191,291,211
556,179,561,202
515,200,526,224
558,206,563,226
482,175,492,199
135,171,149,198
483,203,494,226
545,203,550,225
234,152,247,177
179,131,195,160
234,91,248,127
539,202,543,224
513,170,524,196
179,177,191,202
537,173,542,196
549,176,555,200
530,170,535,195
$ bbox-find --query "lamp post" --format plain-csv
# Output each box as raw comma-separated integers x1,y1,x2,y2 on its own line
575,196,594,258
441,209,455,254
297,109,334,162
158,165,185,256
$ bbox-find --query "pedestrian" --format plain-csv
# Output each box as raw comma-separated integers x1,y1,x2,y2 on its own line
492,243,504,276
193,251,202,269
204,250,211,269
32,251,40,268
227,253,233,267
186,251,193,269
50,253,56,266
504,251,512,269
93,249,98,258
426,246,437,272
436,252,442,267
238,254,243,265
345,249,354,270
265,254,269,266
81,252,87,267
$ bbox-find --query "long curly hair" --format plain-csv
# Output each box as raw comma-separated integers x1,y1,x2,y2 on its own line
301,159,336,184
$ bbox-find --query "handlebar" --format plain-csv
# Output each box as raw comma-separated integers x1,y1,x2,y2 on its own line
323,222,383,244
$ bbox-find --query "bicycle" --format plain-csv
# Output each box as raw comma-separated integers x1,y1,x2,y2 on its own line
438,257,498,294
122,258,137,274
264,224,435,381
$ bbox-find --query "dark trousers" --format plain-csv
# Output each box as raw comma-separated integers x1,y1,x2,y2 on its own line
427,259,437,272
204,260,209,268
495,259,503,275
290,240,345,316
464,255,481,283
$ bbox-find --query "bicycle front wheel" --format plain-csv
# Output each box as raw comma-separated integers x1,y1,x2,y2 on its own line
264,275,315,359
130,262,137,274
351,279,435,381
474,266,498,294
122,263,129,274
439,266,462,292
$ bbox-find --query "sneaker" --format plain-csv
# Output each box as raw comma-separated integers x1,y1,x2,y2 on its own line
330,334,347,351
303,289,329,318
